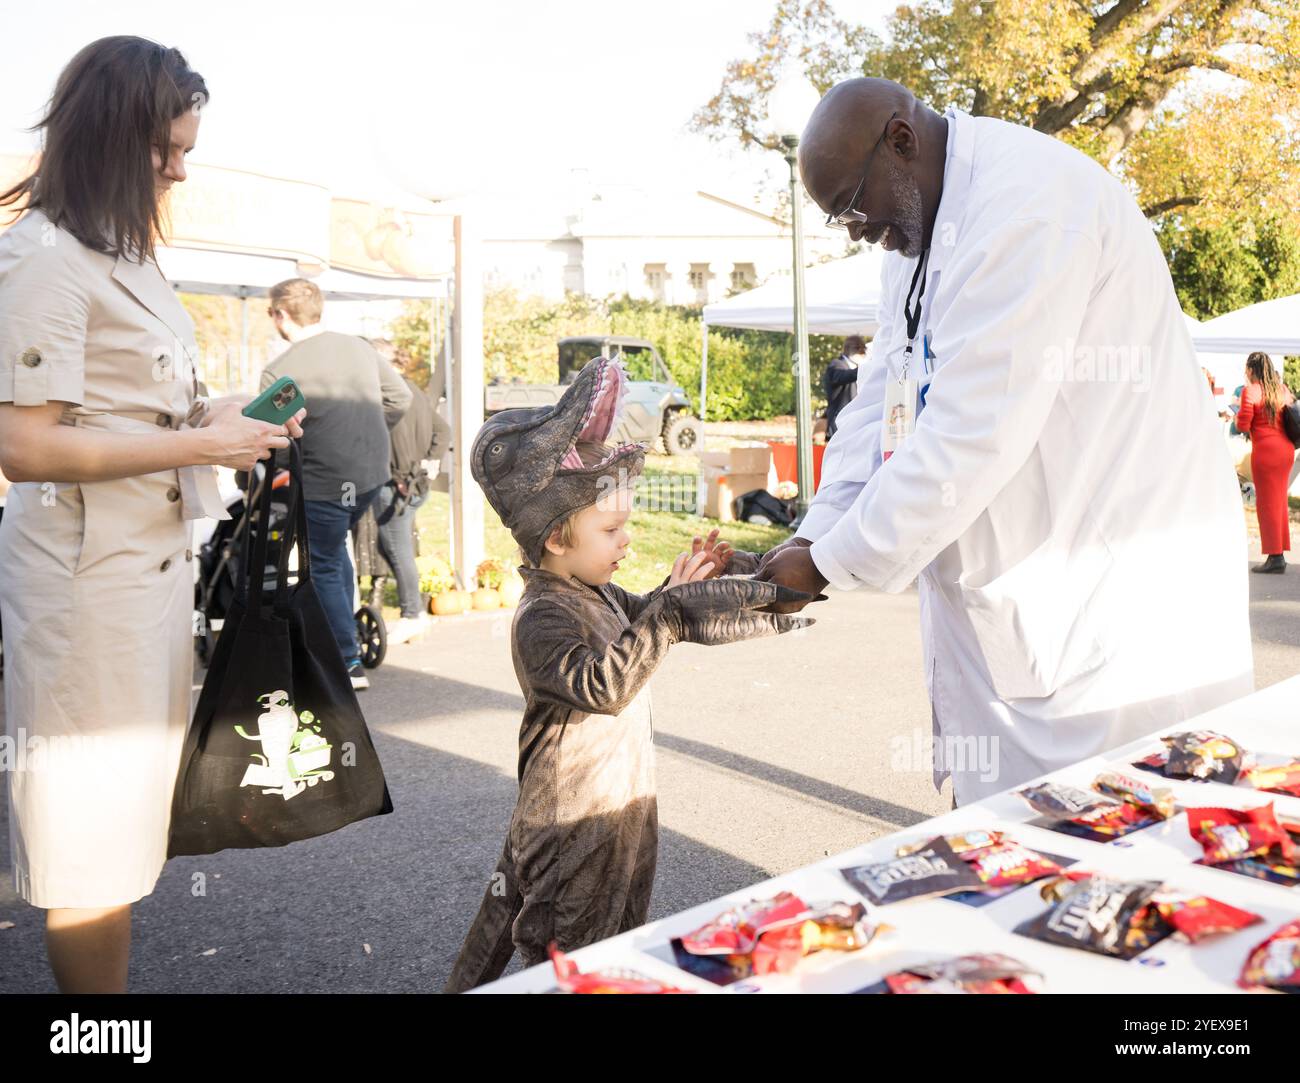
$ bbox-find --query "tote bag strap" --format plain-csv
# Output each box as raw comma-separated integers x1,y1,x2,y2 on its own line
238,455,281,606
271,440,313,614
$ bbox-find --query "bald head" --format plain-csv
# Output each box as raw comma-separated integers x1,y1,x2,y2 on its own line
798,77,947,258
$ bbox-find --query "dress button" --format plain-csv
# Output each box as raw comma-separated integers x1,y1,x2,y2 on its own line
166,486,181,502
160,558,172,572
20,347,42,368
155,413,171,427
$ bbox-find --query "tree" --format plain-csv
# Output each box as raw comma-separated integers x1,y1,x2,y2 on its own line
693,1,1300,227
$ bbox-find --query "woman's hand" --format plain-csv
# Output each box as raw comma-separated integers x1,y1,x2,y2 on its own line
690,528,733,579
286,407,306,439
198,403,291,471
667,549,715,588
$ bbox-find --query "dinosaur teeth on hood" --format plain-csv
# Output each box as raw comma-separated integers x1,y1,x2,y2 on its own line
569,359,626,457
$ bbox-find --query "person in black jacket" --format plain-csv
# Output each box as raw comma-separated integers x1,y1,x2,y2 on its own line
823,334,868,439
369,339,440,644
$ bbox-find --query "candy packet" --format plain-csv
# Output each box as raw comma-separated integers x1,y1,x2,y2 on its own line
882,953,1041,995
549,944,693,994
841,836,983,904
1238,919,1300,993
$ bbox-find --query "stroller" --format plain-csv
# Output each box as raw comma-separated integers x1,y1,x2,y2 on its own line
192,463,388,670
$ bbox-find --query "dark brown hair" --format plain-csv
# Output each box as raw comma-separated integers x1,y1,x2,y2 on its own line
1246,351,1286,423
0,36,208,261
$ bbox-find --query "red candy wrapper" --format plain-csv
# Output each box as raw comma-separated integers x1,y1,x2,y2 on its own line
1245,762,1300,798
1239,919,1300,992
883,953,1040,995
550,944,692,994
1185,804,1298,865
1153,895,1261,943
678,893,885,979
679,891,807,956
967,841,1063,889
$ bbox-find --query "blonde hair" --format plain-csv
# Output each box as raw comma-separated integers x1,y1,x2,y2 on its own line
521,513,581,568
269,277,323,326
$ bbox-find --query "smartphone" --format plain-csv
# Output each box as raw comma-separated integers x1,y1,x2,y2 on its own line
243,376,306,426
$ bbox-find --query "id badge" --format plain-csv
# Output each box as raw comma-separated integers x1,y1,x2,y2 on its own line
881,376,917,461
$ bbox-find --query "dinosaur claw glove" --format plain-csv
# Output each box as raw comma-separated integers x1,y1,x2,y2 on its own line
662,577,818,646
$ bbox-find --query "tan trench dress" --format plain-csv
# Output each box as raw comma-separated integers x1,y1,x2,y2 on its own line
0,208,226,909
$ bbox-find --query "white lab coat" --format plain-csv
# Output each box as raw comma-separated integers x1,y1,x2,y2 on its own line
799,109,1254,803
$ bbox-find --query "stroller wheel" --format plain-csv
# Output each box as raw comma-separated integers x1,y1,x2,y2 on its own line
357,604,386,669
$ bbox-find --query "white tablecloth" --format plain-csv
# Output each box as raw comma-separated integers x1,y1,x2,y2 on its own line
477,675,1300,994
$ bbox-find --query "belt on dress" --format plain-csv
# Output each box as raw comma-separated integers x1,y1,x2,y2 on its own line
63,401,231,522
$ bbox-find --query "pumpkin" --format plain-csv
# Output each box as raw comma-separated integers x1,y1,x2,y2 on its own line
472,587,502,611
498,575,524,608
431,591,462,616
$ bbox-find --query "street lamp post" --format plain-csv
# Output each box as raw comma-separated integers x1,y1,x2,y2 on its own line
768,75,821,520
781,135,815,519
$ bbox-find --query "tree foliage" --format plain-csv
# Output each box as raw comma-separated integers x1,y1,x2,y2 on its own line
391,287,846,423
693,1,1300,226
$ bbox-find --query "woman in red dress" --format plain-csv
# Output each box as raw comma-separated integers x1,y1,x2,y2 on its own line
1238,351,1296,573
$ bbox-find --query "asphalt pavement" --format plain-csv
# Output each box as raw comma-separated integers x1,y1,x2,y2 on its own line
2,532,1298,992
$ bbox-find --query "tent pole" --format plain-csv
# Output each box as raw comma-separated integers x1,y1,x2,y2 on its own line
699,321,708,422
239,289,250,392
451,212,485,591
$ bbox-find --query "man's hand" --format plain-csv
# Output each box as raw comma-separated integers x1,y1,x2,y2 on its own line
752,543,828,613
691,528,733,579
755,535,812,578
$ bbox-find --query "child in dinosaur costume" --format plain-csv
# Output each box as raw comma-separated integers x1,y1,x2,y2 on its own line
444,357,816,991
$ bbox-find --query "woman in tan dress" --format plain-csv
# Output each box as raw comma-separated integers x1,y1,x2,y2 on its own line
0,37,303,993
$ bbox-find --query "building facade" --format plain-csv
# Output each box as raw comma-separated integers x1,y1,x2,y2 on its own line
483,185,846,304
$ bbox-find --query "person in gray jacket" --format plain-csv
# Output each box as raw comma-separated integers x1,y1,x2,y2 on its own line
261,278,410,688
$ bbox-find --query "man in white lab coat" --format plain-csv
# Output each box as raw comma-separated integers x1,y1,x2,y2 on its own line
756,78,1253,804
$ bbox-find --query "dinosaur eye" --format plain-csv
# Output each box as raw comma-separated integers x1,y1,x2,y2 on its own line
490,443,504,455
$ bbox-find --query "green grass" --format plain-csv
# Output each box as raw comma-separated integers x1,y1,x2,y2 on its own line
409,475,792,595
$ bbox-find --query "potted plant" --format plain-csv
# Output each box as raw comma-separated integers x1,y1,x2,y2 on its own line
473,559,504,611
419,555,462,616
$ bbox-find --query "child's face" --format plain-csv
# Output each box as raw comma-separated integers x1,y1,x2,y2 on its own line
546,487,633,586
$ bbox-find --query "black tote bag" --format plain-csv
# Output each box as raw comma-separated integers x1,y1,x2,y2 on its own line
169,441,393,857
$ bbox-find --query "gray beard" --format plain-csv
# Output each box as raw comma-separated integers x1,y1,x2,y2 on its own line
886,159,925,259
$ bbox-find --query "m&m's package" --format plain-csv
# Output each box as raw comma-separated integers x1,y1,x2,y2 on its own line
1015,876,1169,960
1244,762,1300,798
841,837,982,904
1017,781,1162,840
1018,873,1260,959
1138,731,1246,783
1184,804,1299,866
1092,771,1177,820
1238,919,1300,993
671,891,887,982
549,944,693,994
881,954,1041,995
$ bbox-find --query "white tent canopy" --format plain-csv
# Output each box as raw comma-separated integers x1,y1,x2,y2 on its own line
698,247,885,419
702,246,885,335
1191,293,1300,355
157,245,447,301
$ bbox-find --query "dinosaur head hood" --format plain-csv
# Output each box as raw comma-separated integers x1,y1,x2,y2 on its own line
472,356,646,565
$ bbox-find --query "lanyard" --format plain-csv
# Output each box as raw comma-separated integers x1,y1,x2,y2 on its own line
901,247,931,376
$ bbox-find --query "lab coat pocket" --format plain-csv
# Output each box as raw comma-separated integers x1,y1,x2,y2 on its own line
958,538,1112,701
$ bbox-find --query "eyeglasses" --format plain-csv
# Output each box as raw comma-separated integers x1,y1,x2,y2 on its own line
825,111,897,231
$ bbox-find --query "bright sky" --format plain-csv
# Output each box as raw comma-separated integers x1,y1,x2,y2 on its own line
0,0,899,206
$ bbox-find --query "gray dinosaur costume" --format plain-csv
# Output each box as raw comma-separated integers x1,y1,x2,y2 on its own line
444,357,815,991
